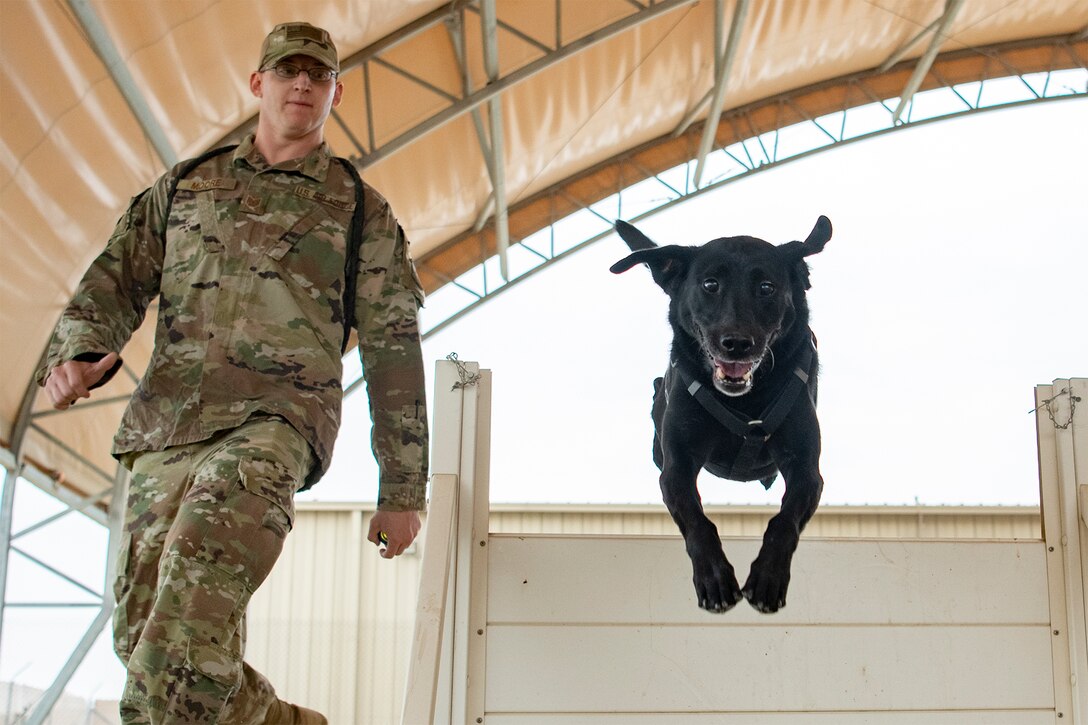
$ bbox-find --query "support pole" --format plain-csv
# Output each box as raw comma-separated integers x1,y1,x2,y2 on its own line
891,0,965,123
1036,378,1088,721
0,465,18,661
693,0,750,187
66,0,176,167
422,359,491,725
480,0,511,280
24,463,126,725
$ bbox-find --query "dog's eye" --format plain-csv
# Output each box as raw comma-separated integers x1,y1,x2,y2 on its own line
759,281,776,296
702,279,719,293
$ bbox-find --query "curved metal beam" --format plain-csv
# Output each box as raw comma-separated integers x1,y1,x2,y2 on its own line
480,0,512,280
408,42,1085,342
413,34,1087,298
892,0,966,123
694,0,750,186
65,0,176,168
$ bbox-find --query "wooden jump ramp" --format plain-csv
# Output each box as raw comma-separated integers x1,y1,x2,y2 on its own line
401,362,1087,724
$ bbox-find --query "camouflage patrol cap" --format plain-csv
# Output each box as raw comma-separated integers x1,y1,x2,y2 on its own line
259,22,339,72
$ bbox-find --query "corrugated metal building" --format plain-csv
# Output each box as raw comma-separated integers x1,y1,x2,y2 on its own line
245,503,1040,724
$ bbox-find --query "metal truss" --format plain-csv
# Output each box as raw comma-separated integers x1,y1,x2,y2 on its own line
890,0,967,123
691,0,750,186
409,61,1086,343
0,449,123,725
326,0,701,169
321,0,702,279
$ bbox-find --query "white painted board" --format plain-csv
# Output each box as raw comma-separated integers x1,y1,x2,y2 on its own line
484,712,1055,725
482,535,1054,717
487,536,1049,626
484,624,1053,713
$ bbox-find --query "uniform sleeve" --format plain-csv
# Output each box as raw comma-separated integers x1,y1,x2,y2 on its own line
354,194,429,511
35,175,169,388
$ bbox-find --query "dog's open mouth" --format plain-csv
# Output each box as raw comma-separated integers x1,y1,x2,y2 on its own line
712,358,760,396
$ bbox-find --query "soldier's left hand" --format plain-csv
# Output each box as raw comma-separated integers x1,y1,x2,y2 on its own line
369,509,421,559
45,352,120,410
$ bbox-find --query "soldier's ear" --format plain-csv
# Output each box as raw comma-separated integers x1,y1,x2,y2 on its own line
250,71,264,99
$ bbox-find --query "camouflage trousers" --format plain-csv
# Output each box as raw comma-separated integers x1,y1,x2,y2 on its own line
113,416,312,724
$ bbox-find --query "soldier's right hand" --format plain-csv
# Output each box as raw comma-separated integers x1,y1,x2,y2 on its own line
45,352,120,410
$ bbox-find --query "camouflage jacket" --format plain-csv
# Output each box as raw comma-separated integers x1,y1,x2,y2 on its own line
37,136,428,510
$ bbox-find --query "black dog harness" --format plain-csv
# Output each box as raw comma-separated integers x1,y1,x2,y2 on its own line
675,339,815,485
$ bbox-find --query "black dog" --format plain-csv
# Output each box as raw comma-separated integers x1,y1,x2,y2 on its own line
610,216,832,613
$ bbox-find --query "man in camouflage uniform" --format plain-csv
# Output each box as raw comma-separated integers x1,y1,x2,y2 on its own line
38,22,427,724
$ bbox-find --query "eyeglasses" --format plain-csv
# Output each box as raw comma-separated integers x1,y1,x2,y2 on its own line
266,63,337,83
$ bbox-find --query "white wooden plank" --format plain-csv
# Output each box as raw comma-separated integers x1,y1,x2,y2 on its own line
487,535,1049,626
401,474,457,725
452,360,481,722
485,712,1055,725
466,370,493,725
1051,378,1088,721
424,360,466,725
1036,381,1077,721
1074,378,1088,720
484,625,1054,713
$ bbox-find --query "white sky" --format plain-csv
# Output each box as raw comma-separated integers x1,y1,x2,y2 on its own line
2,97,1085,703
311,97,1088,508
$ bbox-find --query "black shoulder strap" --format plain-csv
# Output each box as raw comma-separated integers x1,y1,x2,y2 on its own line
162,144,238,237
334,157,366,354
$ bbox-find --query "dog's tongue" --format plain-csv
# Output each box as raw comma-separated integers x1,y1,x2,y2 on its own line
715,361,753,381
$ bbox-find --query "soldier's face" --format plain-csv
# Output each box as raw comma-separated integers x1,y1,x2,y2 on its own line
251,54,343,141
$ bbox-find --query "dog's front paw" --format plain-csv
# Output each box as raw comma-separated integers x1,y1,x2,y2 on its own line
741,561,790,613
691,555,743,613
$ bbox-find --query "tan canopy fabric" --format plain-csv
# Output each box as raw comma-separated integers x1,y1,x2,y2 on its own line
2,0,1085,502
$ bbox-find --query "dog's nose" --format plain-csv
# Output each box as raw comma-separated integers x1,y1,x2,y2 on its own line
720,335,754,357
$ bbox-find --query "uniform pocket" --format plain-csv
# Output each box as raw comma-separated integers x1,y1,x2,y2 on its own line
397,225,426,305
186,636,240,687
158,636,241,719
237,457,298,536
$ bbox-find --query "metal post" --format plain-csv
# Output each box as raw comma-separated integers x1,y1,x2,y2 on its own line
66,0,176,167
891,0,966,123
1036,378,1088,720
693,0,749,187
0,465,18,664
24,463,126,725
480,0,511,281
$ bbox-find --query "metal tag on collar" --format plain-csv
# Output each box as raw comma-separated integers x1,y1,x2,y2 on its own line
747,420,770,441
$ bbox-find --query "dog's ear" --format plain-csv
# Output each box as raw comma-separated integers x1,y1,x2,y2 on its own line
779,216,833,258
610,245,693,292
801,215,832,254
780,216,832,290
614,219,658,252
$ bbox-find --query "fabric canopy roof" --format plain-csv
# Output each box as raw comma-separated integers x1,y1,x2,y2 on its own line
2,0,1085,504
